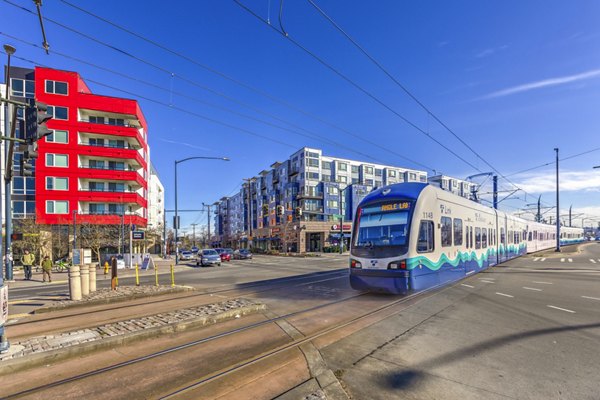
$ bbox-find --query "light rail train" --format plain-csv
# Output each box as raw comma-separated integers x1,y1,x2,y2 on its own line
349,183,583,294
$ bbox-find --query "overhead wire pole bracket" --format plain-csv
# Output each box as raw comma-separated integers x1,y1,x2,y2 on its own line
33,0,50,54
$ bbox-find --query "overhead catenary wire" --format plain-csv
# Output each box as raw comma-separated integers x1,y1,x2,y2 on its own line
233,0,481,172
55,0,434,171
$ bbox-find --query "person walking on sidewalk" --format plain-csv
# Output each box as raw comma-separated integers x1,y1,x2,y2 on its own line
21,250,35,280
41,255,53,283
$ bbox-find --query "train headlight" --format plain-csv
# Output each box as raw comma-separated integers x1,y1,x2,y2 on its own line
350,259,362,268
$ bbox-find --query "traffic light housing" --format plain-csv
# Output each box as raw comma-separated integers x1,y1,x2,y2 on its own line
295,207,303,218
276,205,284,216
25,100,53,144
262,204,269,215
20,157,35,177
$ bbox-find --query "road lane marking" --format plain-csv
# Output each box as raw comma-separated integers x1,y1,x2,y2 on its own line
581,296,600,301
568,258,573,263
547,305,576,313
496,292,514,298
466,270,475,275
479,279,495,283
523,287,542,292
461,284,475,288
534,257,541,261
560,258,565,262
533,281,553,285
541,258,546,261
590,259,597,264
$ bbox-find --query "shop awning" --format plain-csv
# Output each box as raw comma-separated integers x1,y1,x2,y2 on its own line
330,233,352,239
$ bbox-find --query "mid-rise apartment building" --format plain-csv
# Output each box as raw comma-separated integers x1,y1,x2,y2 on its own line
214,147,429,252
3,66,158,228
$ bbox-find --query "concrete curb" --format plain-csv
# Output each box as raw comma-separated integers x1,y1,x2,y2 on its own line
33,285,195,314
0,302,266,376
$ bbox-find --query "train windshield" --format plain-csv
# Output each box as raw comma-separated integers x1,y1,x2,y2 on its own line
354,202,411,248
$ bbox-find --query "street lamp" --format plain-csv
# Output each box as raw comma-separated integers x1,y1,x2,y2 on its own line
174,156,229,264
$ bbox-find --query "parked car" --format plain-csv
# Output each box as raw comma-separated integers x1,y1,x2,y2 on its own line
196,249,221,267
224,248,234,258
214,248,231,262
180,251,194,261
233,249,253,260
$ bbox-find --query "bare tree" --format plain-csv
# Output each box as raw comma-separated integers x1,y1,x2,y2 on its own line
78,222,120,262
12,218,52,264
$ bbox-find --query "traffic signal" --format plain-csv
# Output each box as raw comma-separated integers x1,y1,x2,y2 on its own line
262,204,269,214
20,157,35,177
11,233,23,241
295,207,303,218
25,100,53,144
276,205,284,216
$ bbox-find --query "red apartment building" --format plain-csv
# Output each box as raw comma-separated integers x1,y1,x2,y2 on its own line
17,66,149,226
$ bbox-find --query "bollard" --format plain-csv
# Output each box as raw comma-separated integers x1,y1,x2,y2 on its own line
111,257,118,290
170,264,175,287
135,263,140,286
155,264,159,287
69,265,82,301
89,263,97,292
80,264,90,296
104,261,109,277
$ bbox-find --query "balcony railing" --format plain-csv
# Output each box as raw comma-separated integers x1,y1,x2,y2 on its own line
80,141,140,150
79,164,137,172
79,118,137,129
80,187,137,193
77,211,143,216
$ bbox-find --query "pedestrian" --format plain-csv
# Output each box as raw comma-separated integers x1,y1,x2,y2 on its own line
41,255,53,283
21,250,35,280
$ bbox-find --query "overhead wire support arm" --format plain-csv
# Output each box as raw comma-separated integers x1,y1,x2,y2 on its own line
33,0,50,54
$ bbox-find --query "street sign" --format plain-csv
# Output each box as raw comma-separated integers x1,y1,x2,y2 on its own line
73,249,81,265
131,224,137,231
132,231,145,240
0,286,8,326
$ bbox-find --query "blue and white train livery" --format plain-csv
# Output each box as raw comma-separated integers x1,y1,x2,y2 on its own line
349,183,583,294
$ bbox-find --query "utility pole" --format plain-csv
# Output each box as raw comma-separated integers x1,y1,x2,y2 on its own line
202,203,212,248
492,175,498,209
555,148,560,252
339,185,344,254
569,205,572,227
191,223,198,247
243,178,255,249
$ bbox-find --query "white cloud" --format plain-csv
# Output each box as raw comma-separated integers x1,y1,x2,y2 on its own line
475,44,508,58
158,138,213,152
512,170,600,194
481,68,600,99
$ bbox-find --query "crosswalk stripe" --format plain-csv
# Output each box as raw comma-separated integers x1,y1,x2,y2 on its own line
541,258,546,262
534,257,540,261
591,259,596,264
568,258,573,263
560,258,565,262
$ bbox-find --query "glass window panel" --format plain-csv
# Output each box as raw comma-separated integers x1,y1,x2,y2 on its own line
46,80,53,93
55,81,68,94
55,178,68,190
55,201,68,214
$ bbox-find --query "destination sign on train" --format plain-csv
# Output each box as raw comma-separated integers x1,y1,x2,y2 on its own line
380,202,411,212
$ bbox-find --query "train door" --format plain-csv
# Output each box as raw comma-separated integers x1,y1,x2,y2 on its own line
499,216,508,263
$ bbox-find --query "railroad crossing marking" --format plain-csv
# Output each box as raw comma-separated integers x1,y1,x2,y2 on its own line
496,292,514,298
547,305,576,313
523,287,542,292
581,296,600,301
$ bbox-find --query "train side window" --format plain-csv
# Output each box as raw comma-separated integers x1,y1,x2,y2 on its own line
417,220,434,253
528,232,532,241
501,228,505,244
453,218,463,246
475,227,481,249
482,229,488,248
470,227,474,249
441,217,452,247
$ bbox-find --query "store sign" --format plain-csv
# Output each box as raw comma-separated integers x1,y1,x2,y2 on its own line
331,224,352,231
271,228,281,234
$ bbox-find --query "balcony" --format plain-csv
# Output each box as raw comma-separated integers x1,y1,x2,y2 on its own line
76,211,147,227
80,140,141,151
78,165,146,188
77,190,147,208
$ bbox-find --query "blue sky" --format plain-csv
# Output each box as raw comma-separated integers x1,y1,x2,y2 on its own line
2,0,600,231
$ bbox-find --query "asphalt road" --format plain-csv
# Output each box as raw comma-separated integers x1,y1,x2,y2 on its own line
321,242,600,399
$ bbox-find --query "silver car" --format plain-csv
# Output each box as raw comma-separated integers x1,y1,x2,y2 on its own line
197,249,221,267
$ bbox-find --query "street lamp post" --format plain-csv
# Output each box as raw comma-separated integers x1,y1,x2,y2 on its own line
174,156,229,264
554,148,560,252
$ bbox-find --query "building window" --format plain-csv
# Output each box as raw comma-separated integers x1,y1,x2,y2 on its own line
327,200,339,208
351,165,359,173
307,151,320,158
10,78,35,98
46,130,68,143
307,172,319,180
48,106,68,120
45,80,69,95
327,186,339,195
420,175,427,183
46,153,68,167
375,169,382,177
351,178,359,184
322,175,331,182
322,161,332,170
365,179,373,186
46,177,69,190
13,200,35,218
337,176,348,184
46,200,69,214
12,177,35,195
307,158,319,167
364,166,373,174
338,162,348,171
409,173,417,181
388,170,396,177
